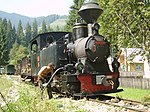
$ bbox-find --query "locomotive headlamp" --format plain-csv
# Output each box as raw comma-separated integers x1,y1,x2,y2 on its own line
92,23,100,31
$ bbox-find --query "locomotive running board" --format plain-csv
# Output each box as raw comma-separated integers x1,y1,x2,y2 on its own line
73,89,123,97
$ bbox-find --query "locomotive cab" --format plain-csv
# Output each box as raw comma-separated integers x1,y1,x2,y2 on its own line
29,32,69,83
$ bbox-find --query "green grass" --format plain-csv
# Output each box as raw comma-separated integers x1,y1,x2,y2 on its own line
0,75,13,96
107,87,150,103
0,75,62,112
0,75,86,112
0,75,13,90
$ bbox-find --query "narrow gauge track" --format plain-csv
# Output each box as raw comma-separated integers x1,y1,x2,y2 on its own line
87,95,149,112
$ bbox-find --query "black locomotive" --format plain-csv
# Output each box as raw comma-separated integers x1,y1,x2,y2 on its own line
19,2,122,97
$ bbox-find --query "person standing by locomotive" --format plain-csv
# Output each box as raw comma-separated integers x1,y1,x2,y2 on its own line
38,63,54,99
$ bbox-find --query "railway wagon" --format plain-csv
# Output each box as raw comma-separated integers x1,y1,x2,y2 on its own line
16,56,32,80
1,64,16,75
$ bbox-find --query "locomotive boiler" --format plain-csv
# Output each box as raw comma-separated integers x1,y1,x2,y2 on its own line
28,2,122,98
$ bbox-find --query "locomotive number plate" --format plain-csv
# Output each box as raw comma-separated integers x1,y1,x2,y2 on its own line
96,75,105,85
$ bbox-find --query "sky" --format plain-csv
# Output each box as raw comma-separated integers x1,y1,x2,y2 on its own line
0,0,73,17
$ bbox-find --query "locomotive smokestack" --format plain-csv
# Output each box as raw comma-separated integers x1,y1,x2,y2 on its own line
78,2,103,36
78,2,103,23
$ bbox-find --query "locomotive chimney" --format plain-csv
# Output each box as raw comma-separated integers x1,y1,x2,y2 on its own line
78,2,103,37
78,2,103,24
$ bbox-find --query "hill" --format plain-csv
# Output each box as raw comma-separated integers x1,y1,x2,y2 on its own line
50,18,67,30
0,10,67,28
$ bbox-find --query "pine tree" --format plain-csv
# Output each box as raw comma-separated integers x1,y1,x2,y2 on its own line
12,26,17,44
25,22,32,47
0,18,9,65
0,18,3,65
32,19,38,38
41,19,47,33
7,20,13,51
17,20,24,45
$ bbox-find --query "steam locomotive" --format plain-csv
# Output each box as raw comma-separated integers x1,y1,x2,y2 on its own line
18,2,122,98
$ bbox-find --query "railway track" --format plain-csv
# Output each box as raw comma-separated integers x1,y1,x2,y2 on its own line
88,95,150,112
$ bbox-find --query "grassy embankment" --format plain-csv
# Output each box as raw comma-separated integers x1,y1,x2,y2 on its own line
0,75,85,112
0,75,150,112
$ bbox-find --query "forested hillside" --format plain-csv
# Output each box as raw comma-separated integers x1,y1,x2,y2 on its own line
0,11,67,28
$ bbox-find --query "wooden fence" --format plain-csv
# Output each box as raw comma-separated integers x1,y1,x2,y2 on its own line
120,71,144,78
119,77,150,89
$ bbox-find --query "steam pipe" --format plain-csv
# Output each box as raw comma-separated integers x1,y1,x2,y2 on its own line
42,67,64,92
